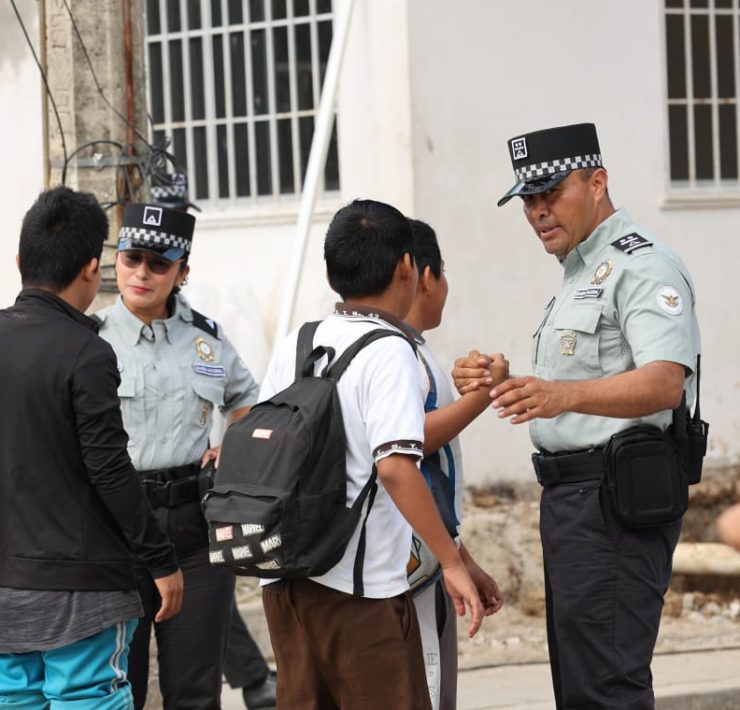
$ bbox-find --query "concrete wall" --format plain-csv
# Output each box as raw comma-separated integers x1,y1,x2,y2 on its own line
406,0,739,481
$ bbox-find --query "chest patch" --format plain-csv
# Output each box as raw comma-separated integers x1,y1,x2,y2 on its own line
560,331,577,355
574,286,603,300
591,260,613,285
195,336,215,362
193,363,226,378
656,286,684,315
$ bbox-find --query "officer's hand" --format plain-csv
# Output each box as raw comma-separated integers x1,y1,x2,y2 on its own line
441,559,484,638
201,446,221,468
153,569,184,622
452,350,495,395
490,375,565,423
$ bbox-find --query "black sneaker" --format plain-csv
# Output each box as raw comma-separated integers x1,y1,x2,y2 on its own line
242,671,276,710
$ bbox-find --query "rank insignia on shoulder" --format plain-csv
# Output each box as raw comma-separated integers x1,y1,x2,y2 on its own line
195,336,215,362
591,260,613,285
611,233,653,254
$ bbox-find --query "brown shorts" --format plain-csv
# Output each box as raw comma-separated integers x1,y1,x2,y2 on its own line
262,579,432,710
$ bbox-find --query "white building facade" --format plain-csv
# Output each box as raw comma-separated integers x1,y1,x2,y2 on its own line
3,0,739,482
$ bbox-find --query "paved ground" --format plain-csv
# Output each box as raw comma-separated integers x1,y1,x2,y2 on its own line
220,647,740,710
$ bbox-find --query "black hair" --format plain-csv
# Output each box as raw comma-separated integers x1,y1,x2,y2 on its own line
408,218,442,279
324,199,414,300
19,186,108,291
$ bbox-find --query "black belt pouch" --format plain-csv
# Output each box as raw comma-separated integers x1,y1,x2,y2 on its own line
603,425,688,527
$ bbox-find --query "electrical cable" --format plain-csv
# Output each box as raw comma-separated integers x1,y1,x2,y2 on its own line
61,0,152,147
10,0,69,182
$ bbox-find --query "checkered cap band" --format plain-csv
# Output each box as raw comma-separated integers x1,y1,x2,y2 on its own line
119,226,192,253
515,154,603,181
151,184,188,200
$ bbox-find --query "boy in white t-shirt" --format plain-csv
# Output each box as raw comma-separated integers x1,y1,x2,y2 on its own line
405,219,508,710
259,200,484,710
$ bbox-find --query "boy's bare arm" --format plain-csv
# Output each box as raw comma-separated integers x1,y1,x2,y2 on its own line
376,453,484,637
423,352,509,455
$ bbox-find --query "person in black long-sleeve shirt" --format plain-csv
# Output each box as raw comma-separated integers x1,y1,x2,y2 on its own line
0,186,183,709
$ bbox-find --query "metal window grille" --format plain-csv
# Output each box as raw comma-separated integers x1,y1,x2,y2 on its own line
145,0,340,209
665,0,740,188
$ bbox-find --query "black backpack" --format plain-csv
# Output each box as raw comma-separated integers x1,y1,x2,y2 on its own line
202,321,412,595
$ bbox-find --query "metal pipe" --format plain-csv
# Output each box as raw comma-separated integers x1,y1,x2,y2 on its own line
673,543,740,576
39,0,50,187
274,0,357,342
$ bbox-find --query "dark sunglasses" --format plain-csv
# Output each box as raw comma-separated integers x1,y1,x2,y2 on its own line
119,250,179,275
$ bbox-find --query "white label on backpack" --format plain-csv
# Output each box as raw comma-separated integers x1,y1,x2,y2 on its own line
231,545,253,560
257,559,281,570
209,550,225,564
260,535,281,553
241,523,265,536
252,429,273,439
215,525,233,542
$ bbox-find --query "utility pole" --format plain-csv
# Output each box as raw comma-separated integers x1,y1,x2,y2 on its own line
41,0,149,309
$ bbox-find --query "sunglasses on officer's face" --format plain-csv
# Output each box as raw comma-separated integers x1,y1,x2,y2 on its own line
118,250,180,275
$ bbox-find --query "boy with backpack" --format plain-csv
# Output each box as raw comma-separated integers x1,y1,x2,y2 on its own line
255,199,484,709
405,219,507,709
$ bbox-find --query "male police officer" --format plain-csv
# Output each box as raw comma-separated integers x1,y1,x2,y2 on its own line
453,123,701,709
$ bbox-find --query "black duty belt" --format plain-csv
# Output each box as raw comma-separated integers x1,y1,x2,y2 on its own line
138,463,203,509
532,448,605,486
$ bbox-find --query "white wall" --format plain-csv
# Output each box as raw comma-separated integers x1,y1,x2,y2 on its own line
0,0,42,306
406,0,739,481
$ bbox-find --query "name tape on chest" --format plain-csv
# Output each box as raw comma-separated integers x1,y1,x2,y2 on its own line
574,286,603,300
192,363,226,378
611,233,653,255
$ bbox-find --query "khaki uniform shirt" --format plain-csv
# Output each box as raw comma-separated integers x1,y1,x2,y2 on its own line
531,209,701,453
96,294,259,470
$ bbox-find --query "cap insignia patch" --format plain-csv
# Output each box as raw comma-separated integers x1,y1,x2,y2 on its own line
511,137,528,160
591,260,613,285
143,206,163,227
656,286,683,315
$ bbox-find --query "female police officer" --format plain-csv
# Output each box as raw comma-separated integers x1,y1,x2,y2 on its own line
95,203,259,709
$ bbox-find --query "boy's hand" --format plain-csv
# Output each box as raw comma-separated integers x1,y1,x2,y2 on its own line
488,353,510,389
463,554,503,616
153,568,184,622
452,351,509,395
441,559,484,638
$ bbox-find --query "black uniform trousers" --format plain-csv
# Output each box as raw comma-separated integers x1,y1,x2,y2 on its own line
223,599,270,689
129,545,235,709
540,480,681,710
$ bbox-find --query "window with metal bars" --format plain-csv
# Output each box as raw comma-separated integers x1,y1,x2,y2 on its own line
145,0,340,208
665,0,740,189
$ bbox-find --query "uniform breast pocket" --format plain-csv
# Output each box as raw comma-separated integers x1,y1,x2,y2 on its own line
191,376,227,407
549,305,603,379
117,367,144,423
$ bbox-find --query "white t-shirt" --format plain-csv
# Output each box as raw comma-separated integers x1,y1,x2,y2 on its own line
259,305,427,598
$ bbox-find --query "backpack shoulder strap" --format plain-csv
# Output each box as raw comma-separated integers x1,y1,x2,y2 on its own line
326,329,416,381
295,321,321,379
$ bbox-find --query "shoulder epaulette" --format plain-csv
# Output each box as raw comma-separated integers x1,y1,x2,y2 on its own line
611,232,653,255
191,308,220,339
